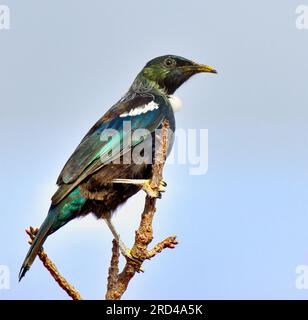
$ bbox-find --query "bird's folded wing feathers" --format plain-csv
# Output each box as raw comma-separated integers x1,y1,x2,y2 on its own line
51,96,168,205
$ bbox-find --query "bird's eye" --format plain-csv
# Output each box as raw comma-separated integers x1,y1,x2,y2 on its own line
164,58,176,68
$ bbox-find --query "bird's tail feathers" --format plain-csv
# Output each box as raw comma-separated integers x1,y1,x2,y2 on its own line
18,213,55,281
19,187,86,281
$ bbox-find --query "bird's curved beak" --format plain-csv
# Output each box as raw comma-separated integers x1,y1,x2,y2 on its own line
182,63,218,75
194,64,217,74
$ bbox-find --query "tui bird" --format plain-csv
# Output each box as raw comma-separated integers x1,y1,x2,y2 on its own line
19,55,217,281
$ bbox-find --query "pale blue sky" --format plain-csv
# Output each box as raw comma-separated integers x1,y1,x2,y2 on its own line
1,0,308,299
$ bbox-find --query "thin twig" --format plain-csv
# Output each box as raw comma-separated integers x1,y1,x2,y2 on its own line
105,120,178,300
26,227,82,300
105,239,120,300
147,236,178,259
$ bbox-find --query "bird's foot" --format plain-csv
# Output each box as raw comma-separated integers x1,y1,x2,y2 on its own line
118,239,143,268
104,218,143,271
142,179,167,199
112,178,167,198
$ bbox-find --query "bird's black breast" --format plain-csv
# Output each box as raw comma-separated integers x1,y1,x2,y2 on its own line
155,94,176,132
148,93,176,153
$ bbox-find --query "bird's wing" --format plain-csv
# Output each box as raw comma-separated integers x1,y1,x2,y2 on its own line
51,95,169,205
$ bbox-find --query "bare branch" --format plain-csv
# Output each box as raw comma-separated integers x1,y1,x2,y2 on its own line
105,239,120,300
147,236,178,259
105,120,178,300
26,227,82,300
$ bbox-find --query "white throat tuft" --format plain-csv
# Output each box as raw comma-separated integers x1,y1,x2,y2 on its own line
168,95,182,113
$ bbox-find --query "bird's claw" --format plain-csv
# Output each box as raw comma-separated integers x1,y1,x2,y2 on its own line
119,243,143,270
142,179,167,199
123,249,144,272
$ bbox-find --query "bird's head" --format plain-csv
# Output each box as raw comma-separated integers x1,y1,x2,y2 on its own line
138,55,217,95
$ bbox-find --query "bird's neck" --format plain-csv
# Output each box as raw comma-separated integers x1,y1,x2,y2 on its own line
130,74,167,97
